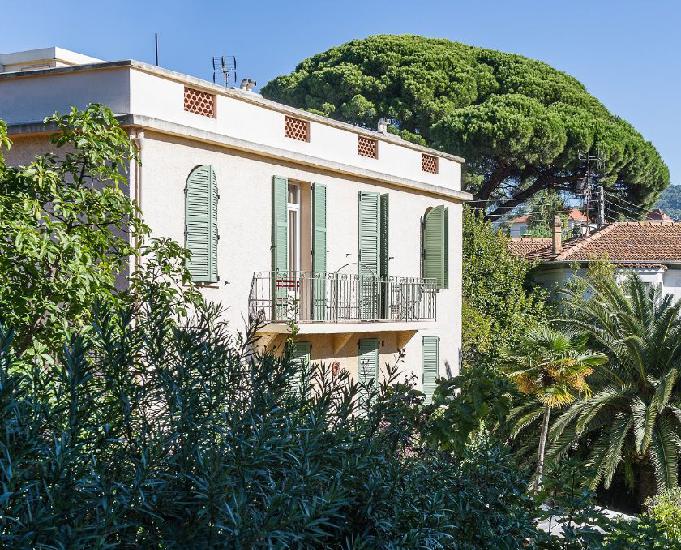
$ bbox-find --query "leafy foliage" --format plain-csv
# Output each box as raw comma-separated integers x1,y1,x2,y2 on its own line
504,327,606,490
422,363,515,455
0,104,150,358
523,190,569,238
551,273,681,500
644,487,681,544
462,207,547,358
0,263,551,548
262,35,669,218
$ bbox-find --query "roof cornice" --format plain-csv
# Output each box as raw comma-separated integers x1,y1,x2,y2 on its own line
8,116,473,203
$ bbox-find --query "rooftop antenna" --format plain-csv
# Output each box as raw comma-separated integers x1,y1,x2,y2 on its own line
212,56,237,87
154,33,159,66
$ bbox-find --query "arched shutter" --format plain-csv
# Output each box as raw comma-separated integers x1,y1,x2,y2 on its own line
422,336,439,403
422,205,448,289
185,165,218,283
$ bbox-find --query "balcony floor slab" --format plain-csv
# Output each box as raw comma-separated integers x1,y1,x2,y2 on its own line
256,321,435,335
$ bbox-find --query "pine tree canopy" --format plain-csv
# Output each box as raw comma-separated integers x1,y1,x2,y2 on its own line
263,35,669,219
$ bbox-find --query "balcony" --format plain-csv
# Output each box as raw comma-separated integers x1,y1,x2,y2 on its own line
249,271,437,332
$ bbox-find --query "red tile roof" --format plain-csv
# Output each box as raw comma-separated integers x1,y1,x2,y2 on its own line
508,221,681,264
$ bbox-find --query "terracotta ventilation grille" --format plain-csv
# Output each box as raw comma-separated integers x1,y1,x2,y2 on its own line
184,87,215,117
284,115,309,141
357,136,378,159
422,153,439,174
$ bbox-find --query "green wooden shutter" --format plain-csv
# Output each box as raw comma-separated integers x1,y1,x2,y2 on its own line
312,183,327,320
422,205,449,289
358,192,380,319
290,341,311,392
379,193,389,318
422,336,439,404
185,165,218,283
358,338,379,399
272,176,288,319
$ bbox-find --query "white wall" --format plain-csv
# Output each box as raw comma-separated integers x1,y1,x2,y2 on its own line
138,132,462,383
0,68,131,123
1,64,462,193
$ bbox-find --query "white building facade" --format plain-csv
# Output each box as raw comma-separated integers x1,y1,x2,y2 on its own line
0,48,471,398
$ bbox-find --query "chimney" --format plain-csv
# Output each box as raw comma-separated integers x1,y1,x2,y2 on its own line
240,78,256,92
552,215,563,254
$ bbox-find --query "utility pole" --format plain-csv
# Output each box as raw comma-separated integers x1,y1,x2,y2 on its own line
597,185,605,228
578,149,603,236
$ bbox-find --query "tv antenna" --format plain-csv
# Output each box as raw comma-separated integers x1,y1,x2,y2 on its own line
212,56,237,87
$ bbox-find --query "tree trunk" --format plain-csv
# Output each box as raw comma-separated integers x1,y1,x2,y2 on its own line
637,459,658,511
534,405,551,493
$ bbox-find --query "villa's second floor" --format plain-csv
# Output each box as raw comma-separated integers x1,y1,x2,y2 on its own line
0,47,466,197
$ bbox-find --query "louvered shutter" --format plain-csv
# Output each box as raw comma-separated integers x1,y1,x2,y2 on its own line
358,338,379,407
185,165,218,283
379,193,389,318
290,341,311,392
312,183,327,320
358,192,380,319
422,336,439,403
272,176,288,320
422,205,449,289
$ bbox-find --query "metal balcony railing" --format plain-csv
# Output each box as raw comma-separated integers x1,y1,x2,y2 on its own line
249,271,437,324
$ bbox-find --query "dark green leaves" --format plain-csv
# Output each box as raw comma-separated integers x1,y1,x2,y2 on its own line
262,35,669,215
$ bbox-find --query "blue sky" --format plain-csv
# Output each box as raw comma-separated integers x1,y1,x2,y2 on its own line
3,0,680,185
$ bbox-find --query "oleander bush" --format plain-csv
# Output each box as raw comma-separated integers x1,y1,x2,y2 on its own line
0,251,550,549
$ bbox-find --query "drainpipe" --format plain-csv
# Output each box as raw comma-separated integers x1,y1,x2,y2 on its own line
130,129,144,270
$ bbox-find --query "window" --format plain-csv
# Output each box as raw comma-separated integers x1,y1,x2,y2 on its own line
422,153,439,174
285,115,310,141
185,166,218,283
184,87,215,117
422,336,439,403
358,192,389,319
287,183,300,273
358,136,378,159
422,205,449,289
358,338,379,387
290,341,311,392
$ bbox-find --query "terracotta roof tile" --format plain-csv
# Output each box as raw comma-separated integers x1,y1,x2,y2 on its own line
508,222,681,264
508,238,553,260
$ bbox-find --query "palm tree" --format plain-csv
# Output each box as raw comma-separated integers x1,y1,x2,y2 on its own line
504,326,606,491
551,274,681,501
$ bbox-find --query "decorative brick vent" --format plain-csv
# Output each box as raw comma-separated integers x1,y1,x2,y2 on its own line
184,87,215,117
421,153,439,174
285,115,310,141
357,136,378,159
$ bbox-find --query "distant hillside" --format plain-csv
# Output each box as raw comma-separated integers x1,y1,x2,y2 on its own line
655,185,681,220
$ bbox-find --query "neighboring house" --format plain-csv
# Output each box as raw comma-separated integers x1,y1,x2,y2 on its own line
508,217,681,300
647,208,672,221
0,47,472,398
508,208,587,237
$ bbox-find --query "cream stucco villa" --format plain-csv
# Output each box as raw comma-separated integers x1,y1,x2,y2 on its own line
0,47,472,399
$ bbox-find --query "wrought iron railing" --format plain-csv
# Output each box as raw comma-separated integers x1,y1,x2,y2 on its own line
249,271,437,323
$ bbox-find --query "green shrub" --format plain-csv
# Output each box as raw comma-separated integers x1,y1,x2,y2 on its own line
644,488,681,544
0,255,548,549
